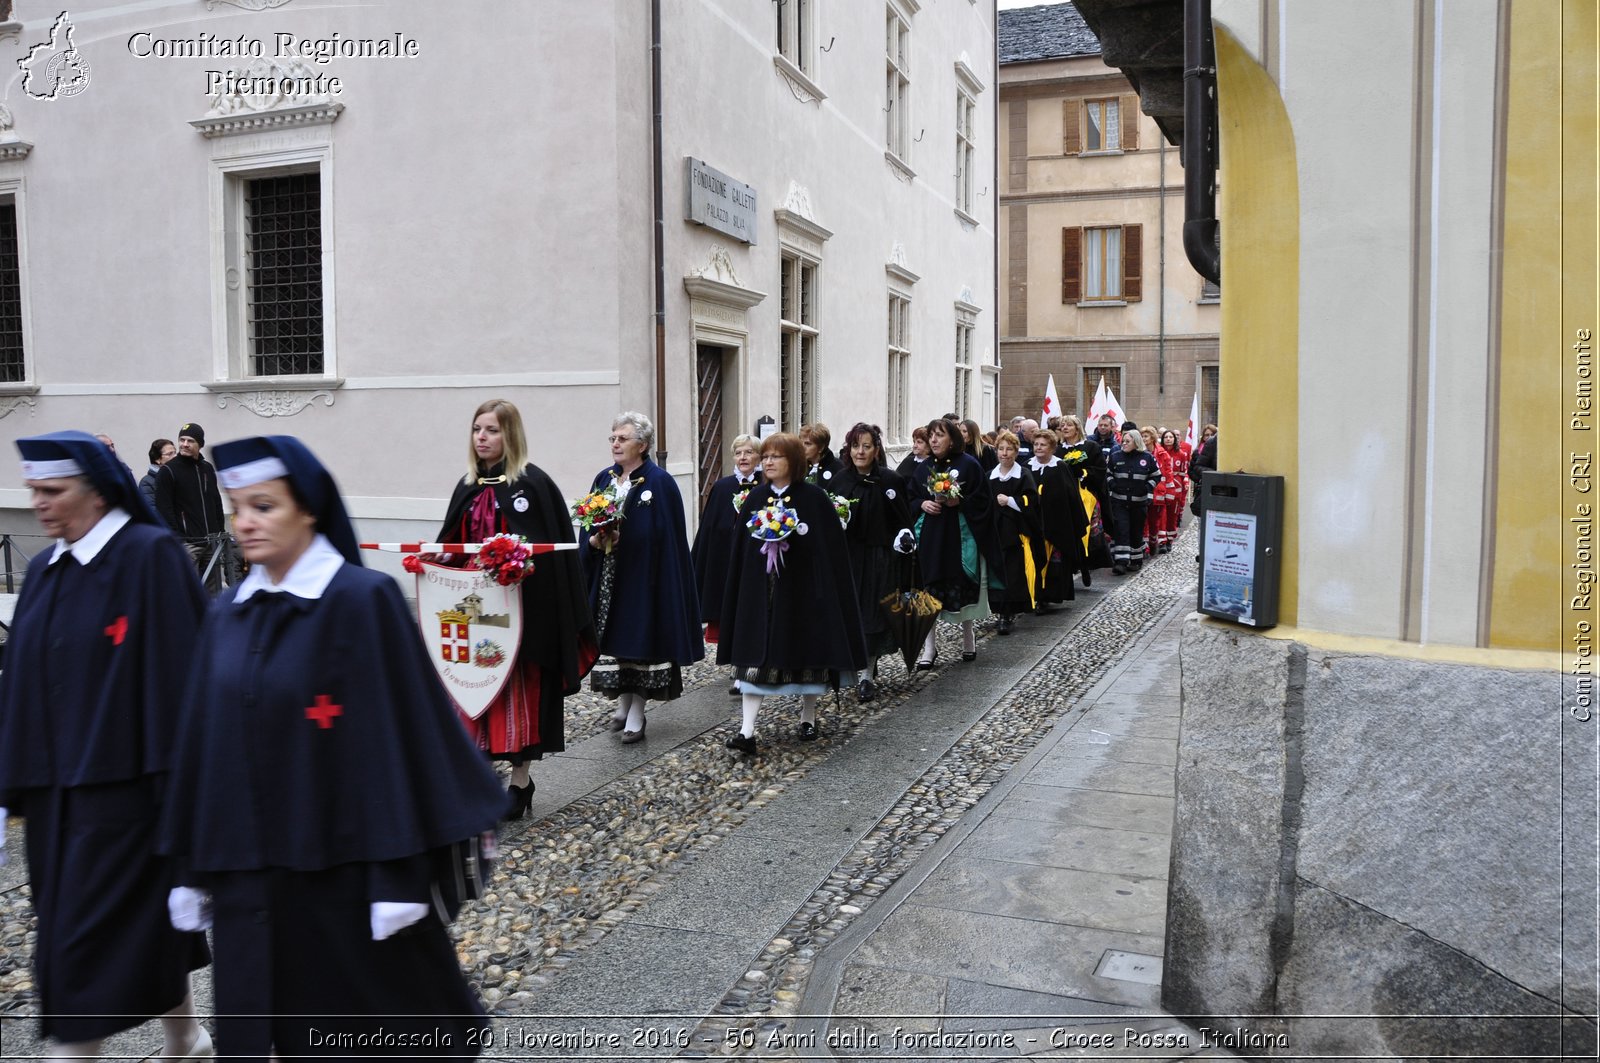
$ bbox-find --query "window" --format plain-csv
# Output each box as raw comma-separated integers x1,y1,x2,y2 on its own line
954,309,976,419
1062,94,1140,155
0,200,24,383
955,88,976,216
1200,364,1220,430
780,251,819,433
776,0,813,76
243,172,324,376
1081,366,1124,418
885,5,911,161
887,291,912,442
1061,224,1143,304
1200,276,1221,302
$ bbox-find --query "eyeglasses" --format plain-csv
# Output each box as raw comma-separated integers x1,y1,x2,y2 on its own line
608,434,637,445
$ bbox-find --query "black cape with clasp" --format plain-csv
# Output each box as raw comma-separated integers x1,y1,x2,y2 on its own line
691,472,761,626
716,481,867,675
438,461,597,701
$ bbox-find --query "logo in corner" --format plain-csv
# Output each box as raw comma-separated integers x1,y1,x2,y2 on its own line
19,11,91,101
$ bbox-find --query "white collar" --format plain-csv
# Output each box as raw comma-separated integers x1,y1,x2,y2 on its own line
50,508,131,566
989,463,1023,482
1028,456,1060,471
233,533,345,603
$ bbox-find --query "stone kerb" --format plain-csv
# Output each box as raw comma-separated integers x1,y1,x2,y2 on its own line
1165,613,1299,1019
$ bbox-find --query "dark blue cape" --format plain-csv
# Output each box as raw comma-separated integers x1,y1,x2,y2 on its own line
578,459,704,665
159,564,507,872
716,480,867,674
910,452,1004,588
0,521,207,793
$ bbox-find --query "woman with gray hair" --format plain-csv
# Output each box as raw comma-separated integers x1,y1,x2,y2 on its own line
578,412,704,741
691,433,763,650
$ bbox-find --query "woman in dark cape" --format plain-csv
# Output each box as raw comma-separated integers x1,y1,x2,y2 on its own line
718,432,866,754
437,399,597,818
160,434,508,1062
690,433,762,643
578,411,704,742
0,431,212,1059
909,417,1004,666
986,429,1044,633
832,423,915,700
1029,427,1089,608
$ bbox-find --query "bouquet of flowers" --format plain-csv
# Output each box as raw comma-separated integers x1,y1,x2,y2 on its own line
473,533,538,586
829,492,856,528
928,470,963,505
747,500,801,574
1062,445,1089,470
571,485,623,532
732,486,753,513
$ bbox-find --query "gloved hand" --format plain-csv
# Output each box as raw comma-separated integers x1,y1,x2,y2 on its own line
893,528,917,554
168,887,213,931
371,901,428,941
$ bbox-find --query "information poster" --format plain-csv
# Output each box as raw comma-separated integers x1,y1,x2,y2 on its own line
1201,510,1258,625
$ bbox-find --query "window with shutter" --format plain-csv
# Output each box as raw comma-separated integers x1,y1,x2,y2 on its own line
1062,100,1081,155
1121,223,1142,302
1061,226,1082,303
1120,95,1140,151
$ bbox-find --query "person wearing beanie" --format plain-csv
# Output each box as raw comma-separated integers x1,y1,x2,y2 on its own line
0,431,212,1060
158,435,507,1060
153,421,227,591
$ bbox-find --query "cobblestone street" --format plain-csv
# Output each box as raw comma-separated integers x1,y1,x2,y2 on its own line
0,526,1204,1060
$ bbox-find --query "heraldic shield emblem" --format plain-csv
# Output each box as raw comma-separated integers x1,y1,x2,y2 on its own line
412,560,523,719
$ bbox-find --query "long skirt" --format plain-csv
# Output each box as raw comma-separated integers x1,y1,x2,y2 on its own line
848,542,910,659
19,778,210,1042
209,865,487,1062
456,658,545,762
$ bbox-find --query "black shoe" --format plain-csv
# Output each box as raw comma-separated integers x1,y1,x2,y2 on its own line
1112,564,1128,575
997,616,1013,635
725,732,759,755
915,657,935,671
798,721,818,742
961,650,977,662
1081,569,1092,588
503,782,534,821
728,683,741,696
857,679,877,701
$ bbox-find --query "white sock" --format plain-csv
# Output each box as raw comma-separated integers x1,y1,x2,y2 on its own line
740,693,763,737
610,697,628,724
159,987,205,1059
624,694,646,732
962,621,976,654
918,628,938,664
800,694,819,725
48,1040,104,1060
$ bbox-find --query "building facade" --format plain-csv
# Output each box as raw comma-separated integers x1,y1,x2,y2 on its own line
1069,0,1596,1054
0,0,997,567
997,3,1218,432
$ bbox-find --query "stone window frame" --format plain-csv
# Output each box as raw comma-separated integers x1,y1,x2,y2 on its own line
0,177,34,393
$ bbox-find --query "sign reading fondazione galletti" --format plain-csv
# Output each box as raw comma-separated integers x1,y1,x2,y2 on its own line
685,157,757,244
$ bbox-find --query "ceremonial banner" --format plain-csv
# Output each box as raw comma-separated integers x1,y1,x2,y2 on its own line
411,560,522,719
1042,373,1061,425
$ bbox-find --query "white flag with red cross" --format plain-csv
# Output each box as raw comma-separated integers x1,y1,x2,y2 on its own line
1087,376,1127,431
1185,391,1201,451
1041,374,1061,426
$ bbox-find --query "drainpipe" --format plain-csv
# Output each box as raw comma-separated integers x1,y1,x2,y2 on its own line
1158,138,1167,396
651,0,669,464
1183,0,1221,285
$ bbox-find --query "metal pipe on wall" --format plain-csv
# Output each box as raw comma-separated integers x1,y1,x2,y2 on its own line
651,0,669,464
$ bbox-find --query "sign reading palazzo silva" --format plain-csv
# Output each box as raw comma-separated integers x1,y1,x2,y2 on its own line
685,157,757,244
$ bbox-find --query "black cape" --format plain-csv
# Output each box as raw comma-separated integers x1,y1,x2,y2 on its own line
832,464,914,655
439,461,598,701
1033,458,1089,602
910,452,1004,593
691,472,761,625
989,465,1045,615
716,481,867,675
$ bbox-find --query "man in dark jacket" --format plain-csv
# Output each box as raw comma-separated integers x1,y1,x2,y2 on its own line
154,422,227,590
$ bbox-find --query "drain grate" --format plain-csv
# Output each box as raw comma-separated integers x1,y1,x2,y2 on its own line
1094,949,1163,985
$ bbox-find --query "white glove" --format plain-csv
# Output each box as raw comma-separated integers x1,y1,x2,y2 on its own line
168,886,213,931
371,901,428,941
0,807,8,868
893,528,917,554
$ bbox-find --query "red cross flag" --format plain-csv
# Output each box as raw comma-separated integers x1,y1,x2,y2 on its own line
1041,374,1061,426
1185,391,1201,451
1087,375,1127,431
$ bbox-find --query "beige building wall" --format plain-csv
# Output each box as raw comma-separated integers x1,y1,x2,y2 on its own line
998,51,1219,431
